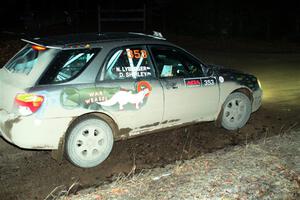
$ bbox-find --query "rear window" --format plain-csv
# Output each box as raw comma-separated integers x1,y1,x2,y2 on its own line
39,48,100,84
5,45,41,75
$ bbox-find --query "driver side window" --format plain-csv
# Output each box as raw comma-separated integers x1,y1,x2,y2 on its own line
150,46,204,78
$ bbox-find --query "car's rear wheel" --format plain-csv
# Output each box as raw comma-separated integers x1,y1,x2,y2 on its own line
221,92,252,130
65,117,114,168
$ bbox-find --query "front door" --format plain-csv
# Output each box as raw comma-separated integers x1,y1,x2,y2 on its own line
149,45,219,126
95,45,164,136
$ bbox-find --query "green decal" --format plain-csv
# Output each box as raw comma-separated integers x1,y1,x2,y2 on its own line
60,81,152,111
60,87,120,109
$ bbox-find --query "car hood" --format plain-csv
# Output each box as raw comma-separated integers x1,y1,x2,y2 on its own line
208,64,259,91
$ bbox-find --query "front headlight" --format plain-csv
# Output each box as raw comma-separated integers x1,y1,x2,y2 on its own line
257,79,262,88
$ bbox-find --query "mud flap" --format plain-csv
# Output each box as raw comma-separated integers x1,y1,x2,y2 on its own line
215,106,223,128
51,136,65,163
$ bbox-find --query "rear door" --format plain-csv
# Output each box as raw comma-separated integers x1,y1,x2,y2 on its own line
95,45,164,136
149,45,219,126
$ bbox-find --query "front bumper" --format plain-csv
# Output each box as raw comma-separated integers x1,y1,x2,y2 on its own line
252,88,263,112
0,109,73,150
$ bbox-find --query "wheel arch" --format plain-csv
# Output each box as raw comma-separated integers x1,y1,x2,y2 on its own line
66,112,119,138
231,87,253,103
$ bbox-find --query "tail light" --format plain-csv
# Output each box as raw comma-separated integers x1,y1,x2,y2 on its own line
31,45,47,51
15,93,44,115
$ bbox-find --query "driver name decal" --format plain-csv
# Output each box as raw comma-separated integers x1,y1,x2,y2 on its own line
115,66,152,78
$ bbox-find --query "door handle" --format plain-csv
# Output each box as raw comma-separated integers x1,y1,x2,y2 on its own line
168,82,178,89
165,80,179,89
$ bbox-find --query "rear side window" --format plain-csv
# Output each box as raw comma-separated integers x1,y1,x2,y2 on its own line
104,46,155,80
39,48,99,84
5,46,40,75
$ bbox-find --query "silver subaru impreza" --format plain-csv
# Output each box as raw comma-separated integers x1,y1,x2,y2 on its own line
0,32,262,168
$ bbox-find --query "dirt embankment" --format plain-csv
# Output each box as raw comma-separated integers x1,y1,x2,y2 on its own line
57,129,300,200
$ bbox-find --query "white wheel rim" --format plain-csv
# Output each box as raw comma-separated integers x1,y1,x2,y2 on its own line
224,98,247,125
73,125,106,161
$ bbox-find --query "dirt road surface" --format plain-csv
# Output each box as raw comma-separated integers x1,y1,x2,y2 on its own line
0,40,300,200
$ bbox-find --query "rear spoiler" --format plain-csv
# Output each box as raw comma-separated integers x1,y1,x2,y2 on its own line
128,31,166,40
21,39,63,50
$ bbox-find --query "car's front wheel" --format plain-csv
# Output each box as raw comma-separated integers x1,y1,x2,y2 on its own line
221,92,252,130
65,117,114,168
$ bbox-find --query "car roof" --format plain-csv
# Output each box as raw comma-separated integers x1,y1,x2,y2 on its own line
21,32,167,49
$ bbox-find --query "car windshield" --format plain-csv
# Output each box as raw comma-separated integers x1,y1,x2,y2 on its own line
39,48,100,84
5,45,43,75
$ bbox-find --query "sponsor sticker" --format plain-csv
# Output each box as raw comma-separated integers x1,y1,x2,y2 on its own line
184,77,216,87
137,81,152,97
184,78,202,87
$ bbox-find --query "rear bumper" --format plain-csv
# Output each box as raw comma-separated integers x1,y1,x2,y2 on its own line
252,88,263,112
0,109,73,150
0,109,15,143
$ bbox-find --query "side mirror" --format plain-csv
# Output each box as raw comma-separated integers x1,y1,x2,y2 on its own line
206,68,214,77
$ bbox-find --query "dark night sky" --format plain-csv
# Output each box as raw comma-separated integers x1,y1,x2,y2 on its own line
0,0,300,41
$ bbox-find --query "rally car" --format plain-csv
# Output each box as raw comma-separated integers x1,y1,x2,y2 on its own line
0,32,262,168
